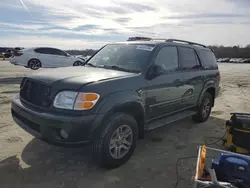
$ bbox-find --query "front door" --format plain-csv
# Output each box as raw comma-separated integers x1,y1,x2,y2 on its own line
49,48,71,67
145,46,184,121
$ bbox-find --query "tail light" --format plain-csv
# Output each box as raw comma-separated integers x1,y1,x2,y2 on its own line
14,51,23,56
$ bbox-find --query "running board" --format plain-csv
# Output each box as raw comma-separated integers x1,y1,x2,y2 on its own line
144,110,196,131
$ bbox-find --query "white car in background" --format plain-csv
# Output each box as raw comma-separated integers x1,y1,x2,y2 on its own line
9,47,85,70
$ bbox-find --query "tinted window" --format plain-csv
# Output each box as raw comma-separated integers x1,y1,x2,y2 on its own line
154,46,178,71
50,48,67,56
34,48,67,56
179,47,199,69
199,50,218,69
34,48,49,54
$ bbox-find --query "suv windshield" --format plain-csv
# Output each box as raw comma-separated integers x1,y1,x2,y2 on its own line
86,44,154,73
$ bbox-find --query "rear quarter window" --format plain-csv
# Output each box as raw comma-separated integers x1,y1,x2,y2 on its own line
34,48,46,54
199,50,218,69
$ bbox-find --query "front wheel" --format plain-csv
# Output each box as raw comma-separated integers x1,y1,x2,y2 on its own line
192,92,213,123
73,61,83,66
93,113,138,169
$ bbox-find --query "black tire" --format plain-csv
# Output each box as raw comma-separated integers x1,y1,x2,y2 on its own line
28,59,41,70
192,92,213,123
73,61,82,66
93,113,138,169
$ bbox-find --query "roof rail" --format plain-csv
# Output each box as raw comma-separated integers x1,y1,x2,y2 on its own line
165,39,207,48
126,37,209,49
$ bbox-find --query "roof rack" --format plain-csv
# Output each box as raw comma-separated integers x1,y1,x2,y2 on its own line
126,37,207,49
165,39,207,48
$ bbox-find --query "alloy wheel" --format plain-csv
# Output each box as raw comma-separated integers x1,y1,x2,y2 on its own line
109,125,133,159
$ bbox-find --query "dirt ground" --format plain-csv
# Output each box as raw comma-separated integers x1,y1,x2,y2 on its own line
0,61,250,188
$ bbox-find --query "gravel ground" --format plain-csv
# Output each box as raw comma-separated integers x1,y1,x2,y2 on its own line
0,61,249,188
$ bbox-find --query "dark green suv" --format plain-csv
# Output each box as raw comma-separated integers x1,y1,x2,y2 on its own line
11,38,220,168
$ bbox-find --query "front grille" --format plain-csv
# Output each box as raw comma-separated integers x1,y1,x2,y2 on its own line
20,78,51,107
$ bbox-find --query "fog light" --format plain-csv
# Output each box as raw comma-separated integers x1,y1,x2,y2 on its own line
60,129,68,139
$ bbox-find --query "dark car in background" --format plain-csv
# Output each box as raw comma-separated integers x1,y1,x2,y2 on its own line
4,49,13,58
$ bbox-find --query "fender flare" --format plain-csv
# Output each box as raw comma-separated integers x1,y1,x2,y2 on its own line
94,91,145,138
197,80,216,106
96,91,144,113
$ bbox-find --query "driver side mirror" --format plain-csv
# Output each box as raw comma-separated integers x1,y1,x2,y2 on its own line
147,64,166,80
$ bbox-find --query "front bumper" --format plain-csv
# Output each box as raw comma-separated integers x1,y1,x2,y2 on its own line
11,95,105,147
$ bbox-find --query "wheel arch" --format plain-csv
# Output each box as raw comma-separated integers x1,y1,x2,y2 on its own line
109,102,145,139
96,92,145,139
198,81,216,107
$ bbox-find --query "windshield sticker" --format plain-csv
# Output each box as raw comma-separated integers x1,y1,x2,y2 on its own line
136,45,155,51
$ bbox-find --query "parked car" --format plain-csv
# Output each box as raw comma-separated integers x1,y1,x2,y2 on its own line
234,58,243,63
3,49,14,59
11,38,220,168
9,47,85,70
240,58,250,63
217,58,222,62
223,58,231,63
229,58,237,63
0,47,7,53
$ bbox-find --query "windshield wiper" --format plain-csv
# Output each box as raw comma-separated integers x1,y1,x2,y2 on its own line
103,65,139,73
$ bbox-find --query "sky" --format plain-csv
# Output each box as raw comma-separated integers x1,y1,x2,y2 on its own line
0,0,250,49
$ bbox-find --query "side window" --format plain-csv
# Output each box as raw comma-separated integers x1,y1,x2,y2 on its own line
49,49,67,56
48,48,60,55
59,50,67,56
199,50,218,69
55,49,67,56
179,47,199,69
154,46,178,71
34,48,45,54
35,48,52,54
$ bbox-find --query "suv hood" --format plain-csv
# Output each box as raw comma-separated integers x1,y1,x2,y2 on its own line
28,66,136,85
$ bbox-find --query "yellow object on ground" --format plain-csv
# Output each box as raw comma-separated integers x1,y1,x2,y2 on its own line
225,121,249,154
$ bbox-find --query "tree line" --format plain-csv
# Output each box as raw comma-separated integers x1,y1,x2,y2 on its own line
65,49,97,56
209,45,250,58
66,45,250,58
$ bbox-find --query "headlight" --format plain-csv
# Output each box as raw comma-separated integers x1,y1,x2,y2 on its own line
53,91,100,110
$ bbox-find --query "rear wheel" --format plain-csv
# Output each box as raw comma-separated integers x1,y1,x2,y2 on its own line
28,59,41,70
192,92,213,123
93,113,138,169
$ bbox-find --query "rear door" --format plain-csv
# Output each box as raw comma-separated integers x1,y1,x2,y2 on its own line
145,46,184,121
177,46,204,109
